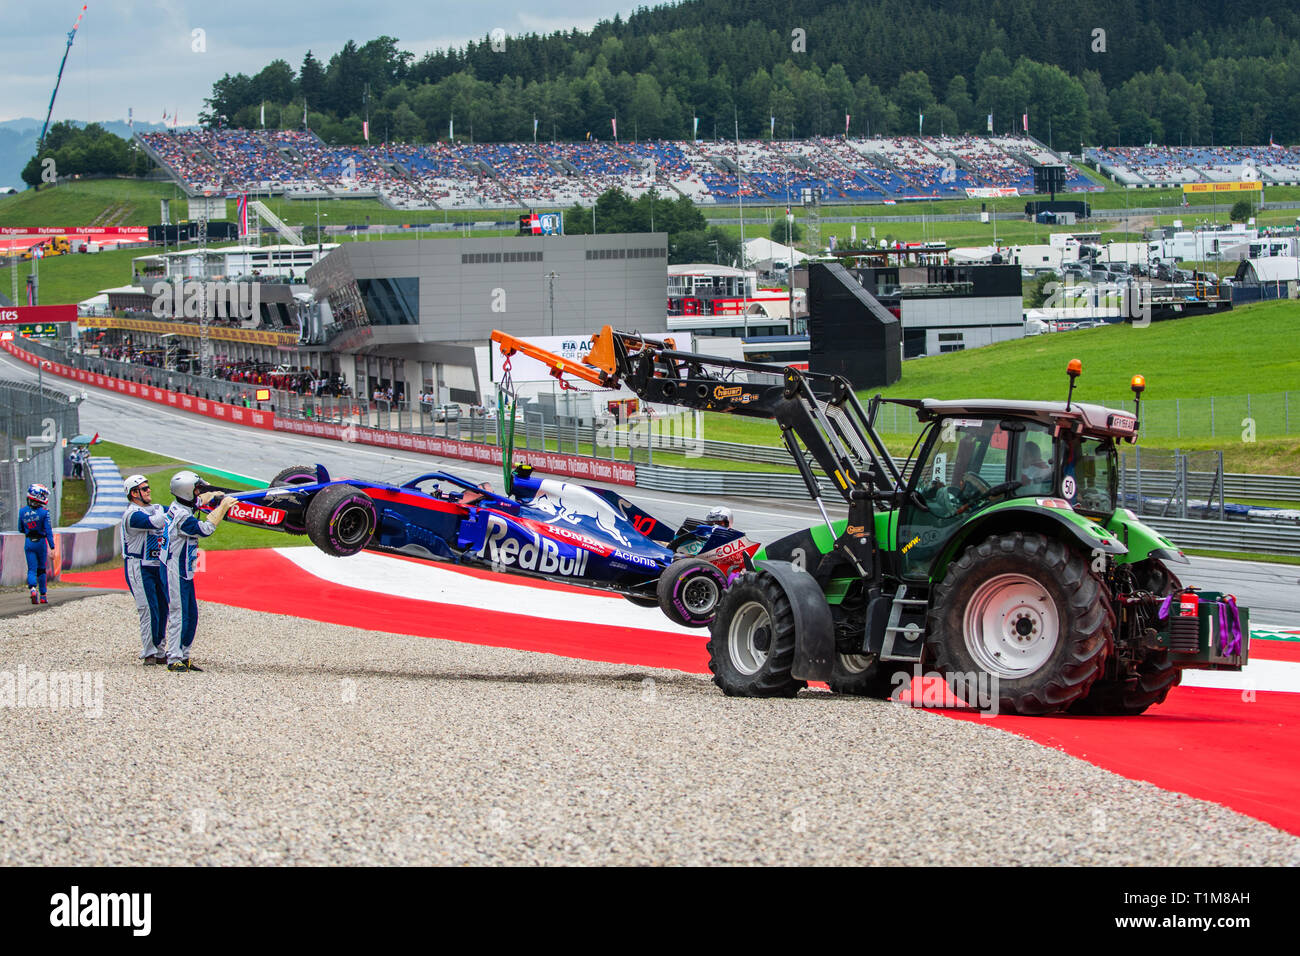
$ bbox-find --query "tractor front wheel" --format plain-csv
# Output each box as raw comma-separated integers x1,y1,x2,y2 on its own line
707,571,805,698
1071,557,1184,715
926,532,1111,715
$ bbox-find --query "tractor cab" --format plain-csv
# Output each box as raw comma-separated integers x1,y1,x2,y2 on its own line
896,395,1135,580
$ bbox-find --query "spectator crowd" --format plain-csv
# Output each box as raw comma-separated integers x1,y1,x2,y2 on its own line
139,129,1108,207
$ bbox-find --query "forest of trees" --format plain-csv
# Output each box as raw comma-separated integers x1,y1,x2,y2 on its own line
20,122,153,186
197,0,1300,149
559,187,741,263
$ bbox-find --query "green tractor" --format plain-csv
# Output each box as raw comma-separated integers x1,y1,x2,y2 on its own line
556,327,1250,716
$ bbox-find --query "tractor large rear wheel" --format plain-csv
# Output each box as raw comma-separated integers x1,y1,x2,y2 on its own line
926,532,1111,715
707,571,805,698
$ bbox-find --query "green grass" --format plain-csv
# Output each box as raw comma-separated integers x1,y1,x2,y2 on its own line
60,475,90,525
87,439,181,469
1228,497,1300,509
1183,548,1300,566
90,441,296,553
0,179,185,228
695,300,1300,464
711,215,1141,248
873,300,1300,402
3,244,162,307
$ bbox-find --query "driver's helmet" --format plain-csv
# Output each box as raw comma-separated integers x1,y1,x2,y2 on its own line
705,505,732,528
26,483,50,507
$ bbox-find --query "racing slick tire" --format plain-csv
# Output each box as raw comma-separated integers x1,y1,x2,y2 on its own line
706,571,805,698
270,464,319,535
1069,558,1183,716
657,557,728,628
305,484,377,558
926,532,1111,716
271,464,319,487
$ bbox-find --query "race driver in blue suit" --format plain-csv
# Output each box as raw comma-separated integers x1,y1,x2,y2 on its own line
19,483,55,605
162,471,234,672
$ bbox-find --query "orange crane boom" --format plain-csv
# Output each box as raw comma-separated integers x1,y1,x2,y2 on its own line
490,326,679,389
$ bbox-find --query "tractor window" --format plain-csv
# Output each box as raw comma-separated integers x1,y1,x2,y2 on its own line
913,418,1010,515
1071,438,1117,514
900,418,1012,579
1011,422,1056,499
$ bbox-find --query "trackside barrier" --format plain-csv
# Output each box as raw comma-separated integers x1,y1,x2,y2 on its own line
10,342,1294,551
1137,516,1300,555
637,463,838,498
2,341,275,431
0,456,123,586
3,342,635,488
661,435,1300,504
275,418,636,486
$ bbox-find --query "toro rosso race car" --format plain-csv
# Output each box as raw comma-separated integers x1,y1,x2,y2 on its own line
209,463,759,627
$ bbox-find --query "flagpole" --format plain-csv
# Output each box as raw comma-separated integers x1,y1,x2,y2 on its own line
735,112,747,336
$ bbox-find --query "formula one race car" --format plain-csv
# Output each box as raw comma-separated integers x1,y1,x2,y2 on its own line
209,464,758,627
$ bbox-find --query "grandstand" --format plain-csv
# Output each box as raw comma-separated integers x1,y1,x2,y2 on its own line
135,128,1109,209
1087,145,1300,187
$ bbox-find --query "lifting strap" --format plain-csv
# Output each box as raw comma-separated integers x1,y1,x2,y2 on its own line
498,356,517,496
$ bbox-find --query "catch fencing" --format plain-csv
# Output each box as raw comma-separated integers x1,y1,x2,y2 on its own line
0,380,76,529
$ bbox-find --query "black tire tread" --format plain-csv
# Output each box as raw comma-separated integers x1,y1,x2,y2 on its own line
304,484,376,557
828,655,905,698
706,571,805,698
271,464,318,487
1070,557,1183,715
656,557,726,628
926,531,1111,716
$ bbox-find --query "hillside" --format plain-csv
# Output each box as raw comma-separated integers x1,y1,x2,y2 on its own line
202,0,1300,147
700,301,1300,464
0,179,181,228
0,119,172,193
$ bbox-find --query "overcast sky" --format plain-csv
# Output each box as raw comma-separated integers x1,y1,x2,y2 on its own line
0,0,638,125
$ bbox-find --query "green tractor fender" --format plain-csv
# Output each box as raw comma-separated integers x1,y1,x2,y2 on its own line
1105,509,1190,566
929,501,1128,582
754,559,835,682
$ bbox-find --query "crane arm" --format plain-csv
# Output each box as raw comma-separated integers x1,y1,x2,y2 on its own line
38,5,88,152
490,325,905,505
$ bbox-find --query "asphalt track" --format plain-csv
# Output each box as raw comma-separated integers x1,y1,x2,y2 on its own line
5,347,1297,625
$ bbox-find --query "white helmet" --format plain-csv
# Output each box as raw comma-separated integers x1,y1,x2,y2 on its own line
124,474,149,497
705,505,732,527
169,470,203,505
